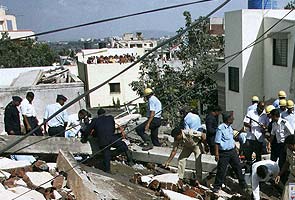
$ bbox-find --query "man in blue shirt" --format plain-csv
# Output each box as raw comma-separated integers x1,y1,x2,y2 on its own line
136,88,162,151
213,111,246,193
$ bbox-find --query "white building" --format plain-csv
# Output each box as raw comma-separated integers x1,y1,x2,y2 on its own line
0,5,35,39
111,32,157,52
77,48,145,108
223,9,295,127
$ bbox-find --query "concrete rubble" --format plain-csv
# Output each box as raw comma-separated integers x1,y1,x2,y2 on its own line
0,156,76,200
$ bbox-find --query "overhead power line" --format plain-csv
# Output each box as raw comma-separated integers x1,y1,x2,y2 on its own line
12,0,214,40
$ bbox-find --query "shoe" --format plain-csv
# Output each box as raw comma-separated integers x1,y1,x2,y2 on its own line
142,144,153,151
212,187,220,193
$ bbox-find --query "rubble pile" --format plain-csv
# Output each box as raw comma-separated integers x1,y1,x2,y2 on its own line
0,157,76,200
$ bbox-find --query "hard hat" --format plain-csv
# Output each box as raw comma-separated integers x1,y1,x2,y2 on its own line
252,96,259,102
287,100,294,109
278,90,287,98
279,99,287,107
265,105,275,114
143,88,153,96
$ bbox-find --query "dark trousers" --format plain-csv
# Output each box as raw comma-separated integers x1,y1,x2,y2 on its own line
24,117,42,136
244,139,263,163
214,149,245,188
100,138,128,173
207,135,216,155
271,142,286,168
48,126,65,137
136,118,161,146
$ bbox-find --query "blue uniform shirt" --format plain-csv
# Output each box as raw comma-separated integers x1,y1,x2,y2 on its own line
273,99,280,109
147,95,162,118
215,123,235,151
184,112,202,131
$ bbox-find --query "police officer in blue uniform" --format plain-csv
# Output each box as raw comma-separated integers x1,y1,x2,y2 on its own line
82,108,133,173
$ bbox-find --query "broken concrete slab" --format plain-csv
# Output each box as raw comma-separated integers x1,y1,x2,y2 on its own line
0,189,28,200
10,70,43,87
131,144,217,173
152,173,178,184
0,183,5,192
8,186,46,200
161,189,196,200
0,157,31,170
0,170,11,180
0,135,92,155
24,172,54,189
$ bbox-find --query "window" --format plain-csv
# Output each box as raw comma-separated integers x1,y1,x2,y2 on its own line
228,67,239,92
273,38,288,67
6,20,13,30
109,83,121,93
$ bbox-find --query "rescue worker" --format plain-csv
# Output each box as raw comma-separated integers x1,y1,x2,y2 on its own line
213,111,246,193
136,88,162,151
243,101,268,163
251,160,279,200
43,95,68,137
20,92,42,136
268,109,294,169
4,96,22,135
278,99,287,114
164,127,205,185
82,108,133,173
281,100,295,131
247,96,259,112
273,90,287,109
205,105,222,155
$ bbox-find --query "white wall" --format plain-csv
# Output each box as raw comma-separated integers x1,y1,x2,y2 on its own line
86,63,143,107
225,10,244,128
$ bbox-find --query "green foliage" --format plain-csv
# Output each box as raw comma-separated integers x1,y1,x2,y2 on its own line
0,32,57,68
130,12,220,126
285,0,295,9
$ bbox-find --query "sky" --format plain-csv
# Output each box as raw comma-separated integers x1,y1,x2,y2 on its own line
0,0,290,41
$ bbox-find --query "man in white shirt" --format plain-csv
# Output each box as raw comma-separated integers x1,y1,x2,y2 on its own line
244,102,269,163
268,109,294,169
247,96,259,113
20,92,42,136
44,95,69,137
251,160,279,200
281,100,295,131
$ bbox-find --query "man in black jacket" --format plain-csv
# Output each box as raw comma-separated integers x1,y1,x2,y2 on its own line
205,105,222,155
4,96,22,135
82,108,133,173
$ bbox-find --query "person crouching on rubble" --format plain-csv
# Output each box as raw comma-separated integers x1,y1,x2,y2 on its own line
81,108,134,173
212,111,247,193
164,126,206,186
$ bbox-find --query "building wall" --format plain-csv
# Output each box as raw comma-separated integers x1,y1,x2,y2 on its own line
225,9,295,127
225,10,244,128
263,17,295,100
85,63,143,107
0,82,86,134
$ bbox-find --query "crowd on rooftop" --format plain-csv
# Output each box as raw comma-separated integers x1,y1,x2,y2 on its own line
86,54,136,64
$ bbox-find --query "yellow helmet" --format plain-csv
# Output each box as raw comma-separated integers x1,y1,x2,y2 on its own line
265,105,275,114
143,88,153,96
279,99,287,107
278,90,287,98
252,96,259,102
287,100,294,109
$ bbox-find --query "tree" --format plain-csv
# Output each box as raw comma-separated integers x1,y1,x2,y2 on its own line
0,32,57,68
285,0,295,9
130,12,221,126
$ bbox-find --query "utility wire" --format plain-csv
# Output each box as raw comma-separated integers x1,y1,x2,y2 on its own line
14,4,295,200
0,0,231,155
11,1,231,199
11,0,214,40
